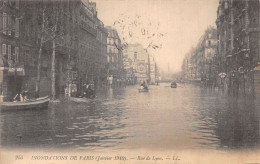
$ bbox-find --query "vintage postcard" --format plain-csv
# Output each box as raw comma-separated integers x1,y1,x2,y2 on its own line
0,0,260,163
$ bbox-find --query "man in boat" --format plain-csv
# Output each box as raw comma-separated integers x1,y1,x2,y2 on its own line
13,93,21,102
83,84,95,99
13,83,29,102
140,80,148,90
13,90,27,102
21,89,29,101
21,83,29,101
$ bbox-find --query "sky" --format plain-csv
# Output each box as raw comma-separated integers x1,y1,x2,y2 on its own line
94,0,219,73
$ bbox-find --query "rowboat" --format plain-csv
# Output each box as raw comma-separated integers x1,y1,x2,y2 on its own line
138,88,149,93
171,81,177,88
0,96,50,111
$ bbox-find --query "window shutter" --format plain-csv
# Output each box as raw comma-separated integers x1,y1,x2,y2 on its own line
15,47,19,63
3,13,7,34
2,44,6,55
7,15,11,35
8,45,11,61
15,18,19,37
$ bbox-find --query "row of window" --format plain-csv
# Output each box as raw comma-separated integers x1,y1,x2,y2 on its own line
3,0,20,9
97,30,106,44
2,44,19,65
2,44,54,68
80,43,97,54
107,38,119,45
205,39,217,47
83,5,94,19
107,56,114,63
205,48,215,57
2,13,20,37
107,31,118,38
107,46,118,54
80,13,96,30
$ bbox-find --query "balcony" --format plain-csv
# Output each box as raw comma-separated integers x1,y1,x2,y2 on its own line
80,20,97,37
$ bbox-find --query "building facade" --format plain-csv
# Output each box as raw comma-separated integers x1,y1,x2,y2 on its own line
105,26,124,86
182,27,218,86
149,55,156,84
0,0,108,101
216,0,259,96
0,0,22,101
76,0,99,93
123,48,136,85
123,43,152,84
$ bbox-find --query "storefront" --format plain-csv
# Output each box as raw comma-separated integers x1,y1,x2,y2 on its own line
0,58,25,102
7,66,25,101
0,34,26,101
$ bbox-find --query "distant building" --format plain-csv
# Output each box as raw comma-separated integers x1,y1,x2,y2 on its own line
200,28,218,84
105,26,124,85
123,43,150,84
90,2,108,86
149,55,156,84
182,27,218,85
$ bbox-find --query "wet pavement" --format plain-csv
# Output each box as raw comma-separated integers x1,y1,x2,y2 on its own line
1,83,260,151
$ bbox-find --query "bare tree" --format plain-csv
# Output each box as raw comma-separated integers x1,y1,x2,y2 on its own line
35,5,47,98
34,1,65,100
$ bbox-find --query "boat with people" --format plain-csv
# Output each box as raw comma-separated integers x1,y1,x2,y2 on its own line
69,83,96,102
138,80,149,92
0,96,50,111
171,81,177,88
138,87,149,92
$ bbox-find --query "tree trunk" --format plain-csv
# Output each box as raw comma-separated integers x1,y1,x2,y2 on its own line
35,9,45,98
35,42,43,98
51,38,56,100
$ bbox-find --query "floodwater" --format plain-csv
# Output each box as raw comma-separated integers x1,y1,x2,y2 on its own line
1,83,260,151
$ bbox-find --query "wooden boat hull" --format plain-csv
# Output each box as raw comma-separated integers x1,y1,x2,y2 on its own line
0,96,50,111
138,89,149,92
69,97,93,103
171,83,177,88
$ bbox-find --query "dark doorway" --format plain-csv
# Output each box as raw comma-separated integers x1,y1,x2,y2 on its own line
7,76,23,101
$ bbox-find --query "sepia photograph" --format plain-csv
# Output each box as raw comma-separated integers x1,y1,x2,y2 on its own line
0,0,260,163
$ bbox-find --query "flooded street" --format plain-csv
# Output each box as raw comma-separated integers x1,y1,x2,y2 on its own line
1,83,260,151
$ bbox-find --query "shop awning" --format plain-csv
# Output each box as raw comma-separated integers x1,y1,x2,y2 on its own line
8,67,25,76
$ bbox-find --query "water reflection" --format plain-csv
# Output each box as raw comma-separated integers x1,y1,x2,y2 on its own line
0,108,53,148
49,98,127,150
193,88,260,150
0,84,259,150
216,98,260,149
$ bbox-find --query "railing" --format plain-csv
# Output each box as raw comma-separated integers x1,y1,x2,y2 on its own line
80,20,97,36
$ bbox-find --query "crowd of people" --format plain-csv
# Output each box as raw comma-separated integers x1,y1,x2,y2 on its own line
74,83,95,99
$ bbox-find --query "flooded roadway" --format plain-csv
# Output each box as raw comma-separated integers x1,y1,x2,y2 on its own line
1,83,260,151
